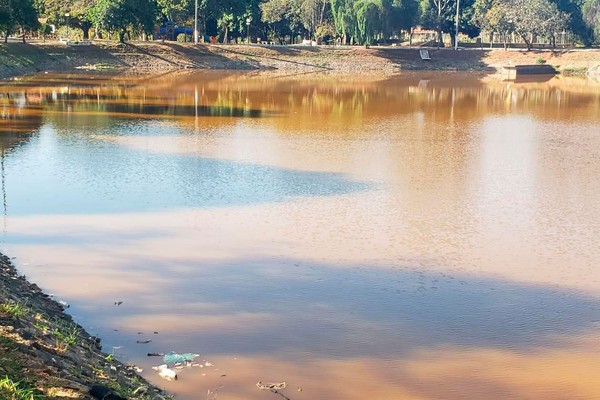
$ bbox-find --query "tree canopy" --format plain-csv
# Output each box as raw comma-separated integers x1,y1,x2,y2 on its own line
1,0,599,45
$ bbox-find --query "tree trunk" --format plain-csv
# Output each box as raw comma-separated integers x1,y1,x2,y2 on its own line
119,30,126,43
519,33,531,51
82,22,91,40
21,27,25,43
436,0,443,48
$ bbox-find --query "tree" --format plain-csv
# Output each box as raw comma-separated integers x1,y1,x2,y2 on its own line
0,1,12,42
472,0,568,49
38,0,95,39
583,0,600,42
420,0,453,46
387,0,420,34
0,0,39,43
260,0,328,41
552,0,592,45
89,0,158,42
157,0,194,26
331,0,358,43
354,0,384,44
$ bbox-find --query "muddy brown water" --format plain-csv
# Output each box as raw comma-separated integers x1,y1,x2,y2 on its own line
1,71,600,399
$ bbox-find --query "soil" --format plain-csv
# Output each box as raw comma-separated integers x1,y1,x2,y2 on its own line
0,254,170,399
1,40,600,80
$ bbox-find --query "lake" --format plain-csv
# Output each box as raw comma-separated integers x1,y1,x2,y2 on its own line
1,71,600,399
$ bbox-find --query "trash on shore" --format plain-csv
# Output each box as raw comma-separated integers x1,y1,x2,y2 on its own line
58,300,70,308
152,364,178,381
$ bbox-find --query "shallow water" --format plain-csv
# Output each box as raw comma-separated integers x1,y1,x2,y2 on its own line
1,71,600,399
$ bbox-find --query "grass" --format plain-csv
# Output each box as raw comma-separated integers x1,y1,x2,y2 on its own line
0,376,41,400
0,301,29,319
94,61,118,70
51,320,81,352
561,66,588,74
31,311,81,352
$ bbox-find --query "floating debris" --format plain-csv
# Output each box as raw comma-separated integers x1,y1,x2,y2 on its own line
148,352,164,357
257,382,287,390
136,340,152,344
114,301,123,306
163,352,199,365
152,364,178,381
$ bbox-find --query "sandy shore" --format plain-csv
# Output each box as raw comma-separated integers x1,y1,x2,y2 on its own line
1,40,600,80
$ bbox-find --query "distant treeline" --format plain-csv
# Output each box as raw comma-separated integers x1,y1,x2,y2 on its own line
1,0,600,46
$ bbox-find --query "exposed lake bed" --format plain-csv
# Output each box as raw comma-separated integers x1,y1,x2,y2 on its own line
1,70,600,399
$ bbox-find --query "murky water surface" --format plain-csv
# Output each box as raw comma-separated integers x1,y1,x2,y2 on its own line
1,71,600,399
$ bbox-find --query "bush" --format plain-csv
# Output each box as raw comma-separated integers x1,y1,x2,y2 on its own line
177,33,192,42
535,57,547,64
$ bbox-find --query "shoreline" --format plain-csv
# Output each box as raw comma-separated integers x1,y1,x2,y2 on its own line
0,253,170,399
1,40,600,80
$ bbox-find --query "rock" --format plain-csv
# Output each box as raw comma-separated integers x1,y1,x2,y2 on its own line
89,384,127,400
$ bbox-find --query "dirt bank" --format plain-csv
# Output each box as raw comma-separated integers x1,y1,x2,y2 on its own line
1,40,600,80
0,254,170,399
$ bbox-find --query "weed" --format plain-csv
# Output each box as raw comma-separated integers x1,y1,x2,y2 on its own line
561,66,588,74
0,301,29,319
33,313,49,334
535,57,547,64
0,375,41,400
51,320,81,352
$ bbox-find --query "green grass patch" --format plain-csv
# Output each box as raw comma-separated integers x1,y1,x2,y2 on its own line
0,301,29,319
561,66,588,74
94,62,118,70
0,376,42,400
51,320,80,352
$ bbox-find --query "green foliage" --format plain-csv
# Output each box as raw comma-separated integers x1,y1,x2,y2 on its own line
0,376,42,400
583,0,600,42
89,0,158,42
0,301,29,319
0,0,39,42
261,0,329,39
51,320,81,351
158,0,194,25
472,0,569,49
354,0,383,44
536,57,547,63
39,0,95,38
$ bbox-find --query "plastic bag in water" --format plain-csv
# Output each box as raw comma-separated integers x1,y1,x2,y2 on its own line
163,352,199,365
